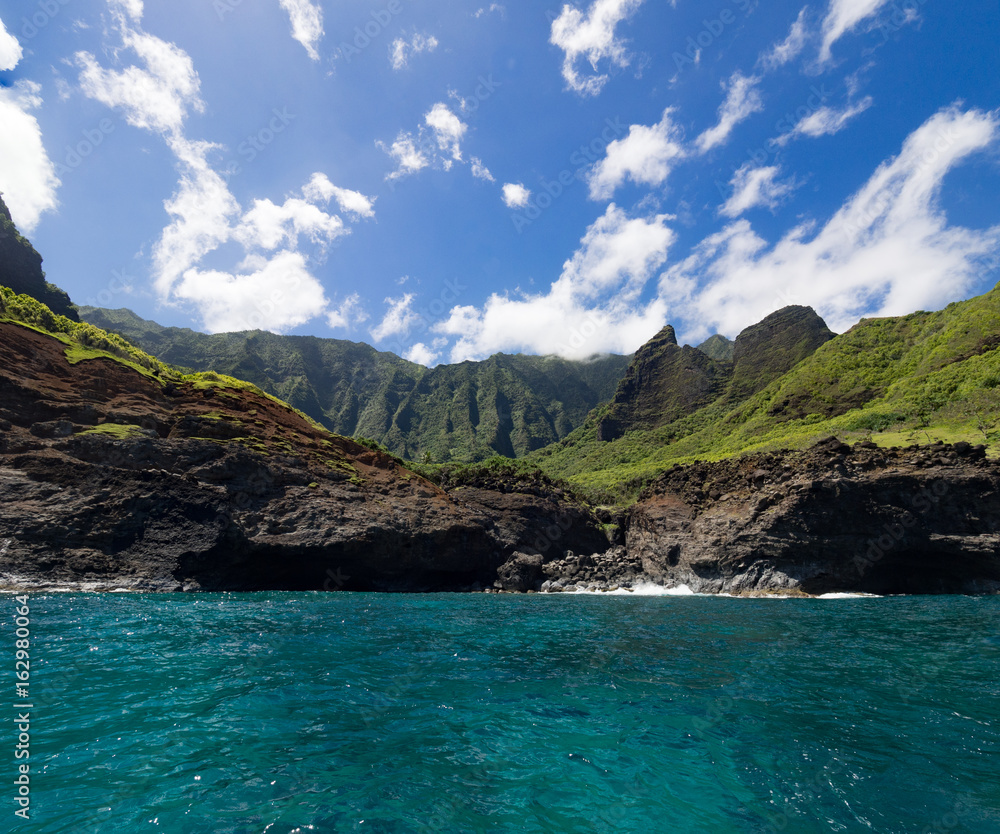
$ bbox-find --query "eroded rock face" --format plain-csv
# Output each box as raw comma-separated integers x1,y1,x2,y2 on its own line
0,321,998,596
0,322,601,592
626,438,1000,595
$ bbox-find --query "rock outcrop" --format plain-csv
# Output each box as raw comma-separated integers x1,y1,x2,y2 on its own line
0,321,606,592
0,319,997,596
626,437,1000,595
597,326,730,441
0,196,78,321
596,307,834,442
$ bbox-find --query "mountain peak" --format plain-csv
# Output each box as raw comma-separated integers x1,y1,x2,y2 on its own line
729,306,834,400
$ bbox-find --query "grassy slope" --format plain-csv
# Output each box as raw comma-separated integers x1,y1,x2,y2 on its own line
530,285,1000,502
0,288,333,436
78,306,630,462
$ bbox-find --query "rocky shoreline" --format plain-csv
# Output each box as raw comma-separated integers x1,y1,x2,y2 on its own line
1,321,999,596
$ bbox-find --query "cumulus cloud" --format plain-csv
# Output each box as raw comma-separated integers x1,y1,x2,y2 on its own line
390,32,438,70
502,182,531,208
0,16,23,71
435,203,674,360
819,0,892,63
778,97,873,145
371,294,420,342
759,7,808,70
302,172,376,218
0,81,60,232
719,164,796,218
471,157,495,182
550,0,644,96
326,293,368,329
696,72,764,154
662,106,1000,340
278,0,324,61
425,102,466,162
587,107,685,200
378,133,430,180
76,12,203,134
379,103,468,179
405,342,439,366
78,3,371,333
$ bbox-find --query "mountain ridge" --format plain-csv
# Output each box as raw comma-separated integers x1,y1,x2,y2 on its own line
78,305,632,463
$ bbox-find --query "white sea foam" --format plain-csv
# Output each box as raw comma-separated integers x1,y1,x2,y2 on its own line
816,592,883,599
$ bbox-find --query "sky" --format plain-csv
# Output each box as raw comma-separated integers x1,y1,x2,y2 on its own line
0,0,998,367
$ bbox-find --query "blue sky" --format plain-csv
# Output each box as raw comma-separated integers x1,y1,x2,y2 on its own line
1,0,998,366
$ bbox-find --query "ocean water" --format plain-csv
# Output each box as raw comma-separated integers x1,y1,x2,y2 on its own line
7,592,1000,833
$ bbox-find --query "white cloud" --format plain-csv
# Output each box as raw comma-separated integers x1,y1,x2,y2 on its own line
502,183,531,208
436,203,674,360
819,0,892,63
302,172,375,218
587,107,685,200
390,33,438,70
778,97,873,144
378,132,431,180
75,6,203,135
176,250,329,333
719,164,796,218
471,157,495,182
0,81,60,232
425,102,466,162
78,4,372,334
474,4,505,18
759,7,808,70
371,294,420,342
378,103,468,180
278,0,324,61
0,16,23,71
405,342,438,366
662,106,1000,340
696,72,764,154
550,0,644,96
326,293,368,329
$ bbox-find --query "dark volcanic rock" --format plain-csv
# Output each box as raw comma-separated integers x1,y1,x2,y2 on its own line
0,321,607,592
0,196,78,321
597,326,729,441
0,319,997,596
728,306,834,401
626,440,1000,595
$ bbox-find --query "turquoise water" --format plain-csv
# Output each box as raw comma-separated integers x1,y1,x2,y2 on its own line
7,592,1000,833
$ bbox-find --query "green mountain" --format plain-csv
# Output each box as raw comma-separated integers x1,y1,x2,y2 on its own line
530,290,1000,499
695,333,734,361
78,306,631,462
0,195,77,321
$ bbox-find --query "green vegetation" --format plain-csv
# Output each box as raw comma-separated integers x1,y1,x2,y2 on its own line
0,195,78,321
77,423,148,439
78,306,631,462
529,285,1000,503
410,453,560,493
